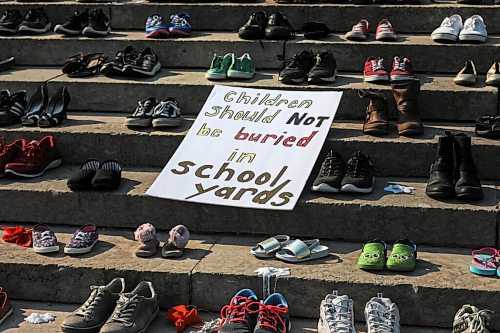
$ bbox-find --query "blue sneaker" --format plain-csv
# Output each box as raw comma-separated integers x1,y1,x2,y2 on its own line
255,293,291,333
169,12,191,37
219,289,259,333
145,14,169,38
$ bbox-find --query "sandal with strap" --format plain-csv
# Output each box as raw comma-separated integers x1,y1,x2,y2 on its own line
62,52,108,78
38,86,71,128
21,84,48,126
357,239,387,271
386,238,417,272
275,239,329,263
470,247,498,277
250,235,291,258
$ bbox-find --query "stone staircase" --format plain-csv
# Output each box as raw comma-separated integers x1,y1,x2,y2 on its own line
0,0,499,332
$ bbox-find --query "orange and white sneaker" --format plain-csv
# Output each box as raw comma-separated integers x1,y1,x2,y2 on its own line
0,287,13,325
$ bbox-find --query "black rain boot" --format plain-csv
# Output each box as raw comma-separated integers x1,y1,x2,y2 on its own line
425,134,455,199
453,133,483,200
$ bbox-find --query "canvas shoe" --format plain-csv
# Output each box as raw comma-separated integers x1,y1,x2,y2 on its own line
152,97,182,128
431,14,463,43
64,224,99,254
227,53,255,79
452,305,493,333
169,12,191,37
145,14,168,38
205,53,233,80
485,61,500,86
308,51,337,84
0,9,22,34
459,15,487,43
101,46,140,76
390,56,414,82
18,8,51,34
4,135,62,178
364,57,389,83
254,293,290,333
0,138,25,178
54,10,89,36
32,224,59,253
82,9,111,37
340,151,375,194
125,97,158,128
375,19,397,41
219,289,260,333
345,19,369,41
278,50,315,84
454,60,477,86
311,150,345,193
239,12,267,40
123,47,161,77
318,291,355,333
0,287,12,325
0,90,27,126
61,278,125,333
100,281,159,333
365,295,400,333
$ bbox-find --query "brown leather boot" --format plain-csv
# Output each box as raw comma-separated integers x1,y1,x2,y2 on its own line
391,79,424,136
359,90,389,135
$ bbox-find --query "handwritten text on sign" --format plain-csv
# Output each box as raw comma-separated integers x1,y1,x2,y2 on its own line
146,85,342,210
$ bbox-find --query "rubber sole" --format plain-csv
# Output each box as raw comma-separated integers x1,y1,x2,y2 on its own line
311,183,340,193
33,245,60,253
459,34,487,43
391,74,414,82
341,177,375,193
431,33,458,43
124,62,161,77
345,32,367,41
364,74,390,83
152,118,182,128
64,239,98,255
358,264,385,271
4,159,62,178
60,320,105,333
18,22,52,34
205,72,227,80
227,70,254,79
82,26,111,37
125,118,153,127
146,29,169,38
425,191,454,199
0,307,13,325
308,72,337,84
169,29,191,37
470,265,497,277
54,25,82,36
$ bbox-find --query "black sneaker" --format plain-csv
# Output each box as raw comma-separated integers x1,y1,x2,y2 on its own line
475,115,500,138
54,10,89,36
312,150,345,193
125,97,158,128
265,12,294,40
0,90,27,126
152,97,182,128
82,9,110,37
238,12,267,40
18,8,51,34
101,46,140,76
123,47,161,77
0,10,22,34
340,151,375,193
255,293,291,333
308,51,337,84
278,50,315,84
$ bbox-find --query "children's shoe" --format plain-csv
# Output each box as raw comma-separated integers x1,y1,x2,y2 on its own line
161,224,190,258
469,247,498,277
38,86,71,128
152,97,182,128
365,294,400,333
431,14,462,43
0,138,25,178
219,289,259,333
122,47,161,77
82,9,111,37
92,160,122,190
227,53,255,79
145,14,169,38
0,9,22,34
459,15,487,43
357,239,387,270
32,224,59,253
340,151,375,193
239,12,267,40
134,223,160,258
278,50,315,84
67,159,100,191
390,56,414,82
126,97,158,128
205,53,233,80
18,8,51,34
255,293,290,333
364,57,389,83
169,12,191,37
308,51,337,84
64,224,99,254
265,12,294,40
101,46,140,76
375,19,397,41
54,10,89,36
346,19,369,41
318,291,355,333
452,305,493,333
311,150,345,193
0,287,13,325
454,60,477,86
386,239,417,271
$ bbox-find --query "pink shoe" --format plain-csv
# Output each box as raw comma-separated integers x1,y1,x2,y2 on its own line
469,247,498,277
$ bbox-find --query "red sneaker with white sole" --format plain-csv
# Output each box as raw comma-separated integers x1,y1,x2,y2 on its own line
0,287,13,325
0,138,25,178
390,56,414,82
5,135,62,178
364,56,390,83
375,19,397,41
346,19,369,41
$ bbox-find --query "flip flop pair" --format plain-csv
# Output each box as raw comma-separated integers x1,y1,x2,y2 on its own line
358,238,417,272
470,248,499,277
251,235,330,263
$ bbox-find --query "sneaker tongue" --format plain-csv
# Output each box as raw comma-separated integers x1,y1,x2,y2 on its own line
331,295,350,313
371,297,392,309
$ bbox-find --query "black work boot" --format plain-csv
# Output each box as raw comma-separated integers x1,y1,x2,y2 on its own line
453,133,483,200
425,134,455,199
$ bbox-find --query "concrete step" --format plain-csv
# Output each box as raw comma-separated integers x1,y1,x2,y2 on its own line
1,1,499,34
0,67,491,121
4,31,500,74
0,166,497,247
1,113,499,179
0,227,499,329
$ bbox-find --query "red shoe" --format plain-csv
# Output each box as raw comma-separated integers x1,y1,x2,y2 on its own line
0,287,13,325
364,56,390,83
345,19,369,41
5,135,62,178
390,56,414,82
375,19,397,41
0,138,25,177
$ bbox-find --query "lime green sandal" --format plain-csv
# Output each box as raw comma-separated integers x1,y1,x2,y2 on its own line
386,239,417,272
357,239,387,270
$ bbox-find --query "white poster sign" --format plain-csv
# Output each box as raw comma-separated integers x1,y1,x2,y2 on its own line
147,85,342,210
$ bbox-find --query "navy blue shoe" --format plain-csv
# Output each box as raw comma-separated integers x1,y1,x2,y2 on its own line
145,14,169,38
169,13,191,37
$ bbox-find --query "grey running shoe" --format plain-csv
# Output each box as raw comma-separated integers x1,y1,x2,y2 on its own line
452,305,493,333
364,294,400,333
318,291,355,333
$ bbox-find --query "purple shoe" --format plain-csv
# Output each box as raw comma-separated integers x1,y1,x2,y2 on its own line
32,224,59,254
64,224,98,255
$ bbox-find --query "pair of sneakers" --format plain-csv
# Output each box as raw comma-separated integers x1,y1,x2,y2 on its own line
145,12,191,38
279,50,337,85
0,8,51,35
32,223,99,255
55,9,110,37
357,239,417,271
364,56,414,83
206,53,255,80
101,46,161,77
312,150,375,194
345,19,397,41
61,278,159,333
126,97,181,129
318,292,400,333
431,14,487,43
219,289,290,333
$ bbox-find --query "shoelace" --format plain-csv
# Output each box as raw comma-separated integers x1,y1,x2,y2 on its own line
134,100,153,116
16,142,41,163
441,17,456,27
324,301,354,333
366,303,395,333
257,304,288,333
370,58,385,71
393,58,408,71
320,155,342,176
377,23,392,33
346,157,367,177
74,286,106,319
171,15,190,27
0,138,7,158
219,296,259,326
109,294,139,325
38,230,54,242
24,10,39,22
1,10,17,21
353,23,366,32
279,53,308,72
72,231,92,243
155,102,178,116
461,310,494,333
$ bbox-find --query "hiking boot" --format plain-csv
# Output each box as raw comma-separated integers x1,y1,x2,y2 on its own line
425,134,455,199
227,53,255,79
392,79,423,136
265,12,293,40
311,150,345,193
318,292,355,333
365,295,400,333
359,90,389,135
18,8,51,34
0,90,26,126
0,287,12,325
452,305,493,333
0,138,25,177
340,151,375,194
255,293,290,333
54,10,89,36
61,278,125,333
453,133,483,200
239,12,267,40
308,51,337,84
0,9,22,34
205,53,233,80
4,135,62,178
278,50,315,84
100,281,159,333
219,289,259,333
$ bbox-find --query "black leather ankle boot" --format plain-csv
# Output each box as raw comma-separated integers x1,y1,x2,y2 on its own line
425,134,455,199
453,133,483,200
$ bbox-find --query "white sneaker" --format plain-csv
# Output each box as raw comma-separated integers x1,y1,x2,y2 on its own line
459,15,487,43
318,291,355,333
431,14,462,42
365,294,400,333
452,305,493,333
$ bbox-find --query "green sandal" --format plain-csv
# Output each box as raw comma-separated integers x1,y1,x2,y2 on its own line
357,239,387,270
386,239,417,272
